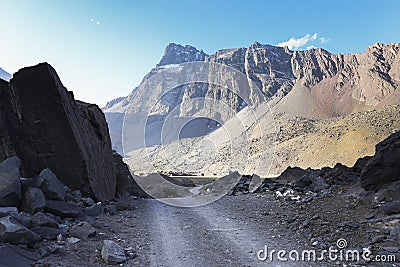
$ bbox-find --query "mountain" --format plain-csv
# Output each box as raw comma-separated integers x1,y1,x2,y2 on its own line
0,67,11,81
0,63,117,200
106,42,400,114
104,42,400,176
157,43,207,66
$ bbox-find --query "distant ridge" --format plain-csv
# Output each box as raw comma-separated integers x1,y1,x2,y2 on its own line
103,42,400,176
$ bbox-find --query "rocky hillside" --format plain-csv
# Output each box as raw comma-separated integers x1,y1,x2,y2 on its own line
105,41,400,118
0,63,118,200
104,42,400,176
127,104,400,176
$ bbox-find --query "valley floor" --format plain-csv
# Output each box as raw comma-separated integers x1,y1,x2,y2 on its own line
35,189,399,267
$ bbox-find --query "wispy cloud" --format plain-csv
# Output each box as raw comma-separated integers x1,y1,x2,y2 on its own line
90,18,101,26
277,33,318,50
319,37,330,44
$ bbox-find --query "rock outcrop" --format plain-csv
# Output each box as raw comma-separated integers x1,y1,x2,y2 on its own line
157,43,206,67
113,152,148,198
21,187,46,215
0,157,21,207
103,42,400,178
0,63,116,200
105,41,400,121
104,42,400,167
0,216,41,245
0,154,130,246
101,239,127,264
360,131,400,190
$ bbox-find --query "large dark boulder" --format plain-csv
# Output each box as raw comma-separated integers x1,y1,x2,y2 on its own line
30,212,58,228
360,131,400,191
69,221,96,239
0,207,18,218
0,216,41,245
0,244,38,267
0,63,116,200
21,187,46,215
45,200,81,218
31,226,65,240
380,201,400,215
113,151,148,198
0,157,21,207
26,169,65,200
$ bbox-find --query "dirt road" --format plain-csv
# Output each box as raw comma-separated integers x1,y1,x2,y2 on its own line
127,197,311,267
41,191,380,267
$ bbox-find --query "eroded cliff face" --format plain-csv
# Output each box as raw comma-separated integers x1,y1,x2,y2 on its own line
157,43,207,66
106,42,400,118
0,63,116,200
104,42,400,167
291,43,400,115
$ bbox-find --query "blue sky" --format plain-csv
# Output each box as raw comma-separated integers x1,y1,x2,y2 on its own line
1,0,399,106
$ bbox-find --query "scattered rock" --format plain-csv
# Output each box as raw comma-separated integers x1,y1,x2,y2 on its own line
0,215,41,245
84,203,103,217
115,201,128,211
339,221,359,229
82,197,95,207
15,212,31,228
56,233,64,245
380,201,400,215
370,235,386,244
39,244,61,257
21,187,46,215
31,226,64,240
69,221,96,239
390,225,400,245
365,213,375,220
67,237,80,244
72,190,82,200
302,196,314,203
360,131,400,190
27,169,65,201
311,214,320,220
30,212,59,228
45,200,80,218
104,205,117,216
302,220,310,228
0,157,22,207
0,207,18,218
310,176,329,192
293,175,312,189
101,240,127,264
0,244,38,267
383,247,399,253
374,188,398,203
125,246,137,259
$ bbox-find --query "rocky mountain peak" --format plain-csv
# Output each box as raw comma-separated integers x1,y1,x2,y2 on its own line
103,96,126,110
157,43,207,66
249,41,277,50
250,41,262,48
